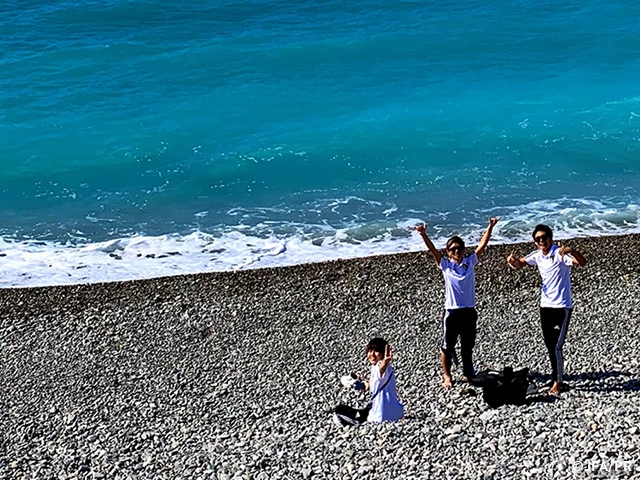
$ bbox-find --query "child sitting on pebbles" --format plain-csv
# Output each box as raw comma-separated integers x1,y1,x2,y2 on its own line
334,337,404,426
416,218,499,389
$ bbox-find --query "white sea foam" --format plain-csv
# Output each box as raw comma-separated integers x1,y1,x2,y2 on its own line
1,198,638,288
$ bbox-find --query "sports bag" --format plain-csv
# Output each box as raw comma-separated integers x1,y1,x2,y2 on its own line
471,366,530,408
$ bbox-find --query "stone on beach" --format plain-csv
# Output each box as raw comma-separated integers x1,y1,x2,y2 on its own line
1,234,640,479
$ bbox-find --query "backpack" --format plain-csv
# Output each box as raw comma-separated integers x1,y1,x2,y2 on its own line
471,367,530,408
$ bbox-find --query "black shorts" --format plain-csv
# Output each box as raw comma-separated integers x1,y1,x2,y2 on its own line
441,307,477,355
333,404,370,426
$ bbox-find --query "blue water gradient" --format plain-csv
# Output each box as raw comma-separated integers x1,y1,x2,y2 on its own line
1,0,639,285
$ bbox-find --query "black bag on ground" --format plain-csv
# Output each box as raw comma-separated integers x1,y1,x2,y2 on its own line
333,404,371,426
471,367,529,408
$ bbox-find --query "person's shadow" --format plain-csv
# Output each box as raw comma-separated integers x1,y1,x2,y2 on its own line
404,371,640,415
529,370,640,394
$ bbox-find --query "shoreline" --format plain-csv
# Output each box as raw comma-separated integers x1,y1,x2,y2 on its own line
2,233,640,479
1,230,639,291
2,228,640,289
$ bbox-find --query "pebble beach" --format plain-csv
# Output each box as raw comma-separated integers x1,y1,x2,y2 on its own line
2,234,640,480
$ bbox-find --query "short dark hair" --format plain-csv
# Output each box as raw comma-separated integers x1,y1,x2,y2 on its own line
366,337,388,354
532,224,553,240
446,236,465,251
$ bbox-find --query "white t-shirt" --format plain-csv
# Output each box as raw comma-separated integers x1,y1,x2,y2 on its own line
439,252,479,309
368,363,403,423
525,244,574,308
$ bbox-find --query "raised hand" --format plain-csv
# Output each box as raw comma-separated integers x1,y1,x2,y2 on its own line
507,251,518,268
558,243,587,266
377,343,394,376
476,217,500,257
557,242,572,256
416,222,441,264
384,344,393,363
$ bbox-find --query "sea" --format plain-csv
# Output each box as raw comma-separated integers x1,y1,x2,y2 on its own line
1,0,639,287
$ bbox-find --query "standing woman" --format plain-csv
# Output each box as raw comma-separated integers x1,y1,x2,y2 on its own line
507,224,587,395
416,218,499,389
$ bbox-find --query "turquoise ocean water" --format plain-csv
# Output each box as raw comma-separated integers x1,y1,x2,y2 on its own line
1,0,639,286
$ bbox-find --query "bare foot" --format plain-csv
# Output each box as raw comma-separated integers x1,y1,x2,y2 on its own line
442,375,452,389
549,381,562,396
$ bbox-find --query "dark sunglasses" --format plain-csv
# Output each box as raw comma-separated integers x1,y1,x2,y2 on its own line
534,234,549,244
448,245,464,253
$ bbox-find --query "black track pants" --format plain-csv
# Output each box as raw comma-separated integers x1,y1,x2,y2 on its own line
540,307,572,383
441,307,477,378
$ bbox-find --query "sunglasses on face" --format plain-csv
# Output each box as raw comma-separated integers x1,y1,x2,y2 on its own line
448,245,464,253
534,234,549,244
